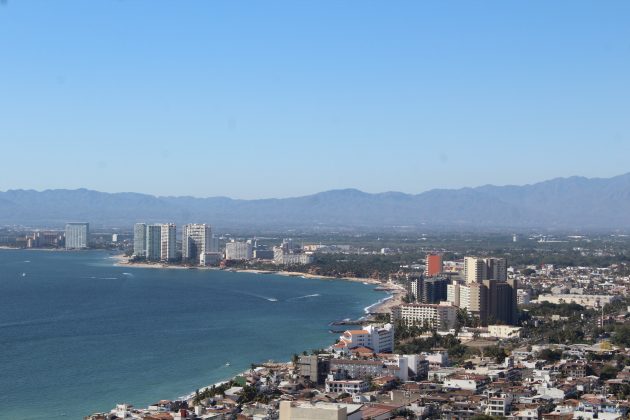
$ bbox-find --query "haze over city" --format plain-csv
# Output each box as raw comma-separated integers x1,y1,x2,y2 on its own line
1,1,630,198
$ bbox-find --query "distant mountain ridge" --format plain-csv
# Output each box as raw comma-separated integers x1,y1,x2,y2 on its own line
2,173,630,230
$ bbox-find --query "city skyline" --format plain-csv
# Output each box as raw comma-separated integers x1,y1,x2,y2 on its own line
1,1,630,198
2,2,629,419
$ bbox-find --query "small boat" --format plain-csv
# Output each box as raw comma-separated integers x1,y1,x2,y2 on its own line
21,272,26,277
225,362,231,366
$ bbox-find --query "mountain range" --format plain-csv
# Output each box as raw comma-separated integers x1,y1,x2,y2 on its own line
2,173,630,230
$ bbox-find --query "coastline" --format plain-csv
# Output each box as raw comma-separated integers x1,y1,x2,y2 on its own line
115,256,382,284
55,250,402,415
115,257,404,314
114,255,405,313
166,290,402,410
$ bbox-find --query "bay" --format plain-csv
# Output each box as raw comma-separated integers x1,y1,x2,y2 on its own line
0,249,386,419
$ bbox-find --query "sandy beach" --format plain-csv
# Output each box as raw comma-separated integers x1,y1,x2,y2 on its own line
116,257,383,284
114,255,404,314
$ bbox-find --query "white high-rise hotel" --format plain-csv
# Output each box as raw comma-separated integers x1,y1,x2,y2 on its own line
182,224,211,263
65,222,89,249
160,223,177,262
464,257,507,284
133,223,177,261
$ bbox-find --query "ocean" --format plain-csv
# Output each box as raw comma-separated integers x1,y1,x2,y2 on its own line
0,249,386,419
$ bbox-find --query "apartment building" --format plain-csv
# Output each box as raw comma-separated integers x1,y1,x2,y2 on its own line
65,222,89,249
182,224,211,264
160,223,176,262
426,253,443,277
225,240,253,260
391,302,457,331
337,324,394,353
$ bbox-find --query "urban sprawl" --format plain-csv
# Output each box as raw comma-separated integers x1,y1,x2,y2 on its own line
1,223,630,420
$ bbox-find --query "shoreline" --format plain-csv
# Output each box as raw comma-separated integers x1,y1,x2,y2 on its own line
71,251,402,413
115,256,385,285
111,255,404,407
114,256,405,314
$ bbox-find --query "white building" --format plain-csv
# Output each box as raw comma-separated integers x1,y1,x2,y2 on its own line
391,302,457,331
484,325,522,339
535,294,618,308
133,223,147,257
225,240,253,260
486,391,513,417
279,401,363,420
464,257,487,284
160,223,177,262
324,376,369,395
336,323,394,353
517,289,531,305
464,256,507,283
447,281,460,306
65,222,89,249
410,278,420,300
449,281,487,322
423,351,449,369
182,224,211,264
273,247,314,265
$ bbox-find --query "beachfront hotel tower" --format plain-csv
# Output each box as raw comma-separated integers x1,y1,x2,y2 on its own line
65,222,89,249
464,257,507,284
160,223,177,262
182,224,211,264
145,225,162,261
133,223,147,257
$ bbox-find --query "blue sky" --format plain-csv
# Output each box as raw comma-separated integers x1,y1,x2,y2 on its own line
1,1,629,198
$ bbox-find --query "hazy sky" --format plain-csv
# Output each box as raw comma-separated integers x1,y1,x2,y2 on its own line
1,1,629,198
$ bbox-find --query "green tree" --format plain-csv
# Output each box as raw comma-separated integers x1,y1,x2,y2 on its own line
611,324,630,347
537,348,562,362
599,364,619,381
483,346,508,363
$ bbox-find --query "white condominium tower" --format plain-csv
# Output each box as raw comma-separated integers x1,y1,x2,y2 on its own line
182,224,211,264
160,223,177,262
65,222,89,249
464,257,507,284
464,257,487,284
133,223,147,257
146,225,162,261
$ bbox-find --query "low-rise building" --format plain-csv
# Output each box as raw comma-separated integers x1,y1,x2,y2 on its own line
534,294,618,308
324,375,370,395
485,390,513,417
336,323,394,353
279,400,363,420
487,324,522,339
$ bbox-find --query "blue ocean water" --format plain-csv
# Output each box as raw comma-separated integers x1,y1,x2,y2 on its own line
0,250,386,419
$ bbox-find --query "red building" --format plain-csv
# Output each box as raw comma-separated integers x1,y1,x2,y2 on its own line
426,254,443,277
